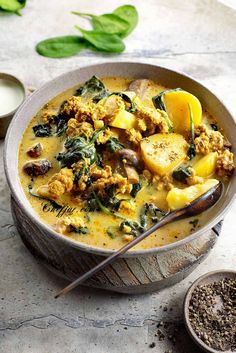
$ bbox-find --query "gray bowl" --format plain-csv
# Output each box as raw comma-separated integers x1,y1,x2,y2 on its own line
4,62,236,293
184,270,236,353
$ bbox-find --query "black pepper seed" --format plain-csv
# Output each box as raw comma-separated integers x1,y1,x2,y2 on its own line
149,342,156,348
188,277,236,351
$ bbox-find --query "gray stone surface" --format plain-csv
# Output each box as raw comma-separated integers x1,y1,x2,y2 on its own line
0,0,235,352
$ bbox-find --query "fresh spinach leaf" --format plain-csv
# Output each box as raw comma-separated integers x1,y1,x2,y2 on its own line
119,203,166,237
36,5,138,58
91,191,114,216
106,226,118,239
74,164,88,182
0,0,26,15
95,153,104,168
119,220,144,237
76,27,125,53
188,104,196,160
113,5,138,36
75,75,108,102
130,182,141,198
54,114,68,136
33,124,52,137
36,36,88,58
70,225,88,234
57,136,94,167
32,113,69,138
57,128,104,167
140,203,166,229
172,166,191,183
86,190,124,220
105,137,124,153
72,11,130,37
102,185,121,212
86,195,99,212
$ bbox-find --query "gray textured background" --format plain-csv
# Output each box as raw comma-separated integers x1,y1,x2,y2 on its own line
0,0,236,352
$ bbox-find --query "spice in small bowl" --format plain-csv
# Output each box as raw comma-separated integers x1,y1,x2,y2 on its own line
184,270,236,353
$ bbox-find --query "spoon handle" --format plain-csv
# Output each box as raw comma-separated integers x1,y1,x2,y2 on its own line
55,211,179,298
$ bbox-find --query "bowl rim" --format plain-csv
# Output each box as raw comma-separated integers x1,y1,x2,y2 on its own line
183,269,236,353
4,61,236,257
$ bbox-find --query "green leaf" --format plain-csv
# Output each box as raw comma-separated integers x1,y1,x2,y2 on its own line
33,123,52,137
76,26,125,53
75,75,108,102
172,166,191,183
119,220,144,237
105,137,124,153
72,11,130,37
0,0,26,14
106,226,118,239
36,36,88,58
139,203,166,229
188,103,196,160
113,5,138,36
56,128,105,167
130,182,141,198
70,226,88,234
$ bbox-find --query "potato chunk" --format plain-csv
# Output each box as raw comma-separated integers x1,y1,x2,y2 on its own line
140,133,188,176
166,179,219,210
193,152,217,177
98,94,136,130
109,110,136,129
163,90,202,134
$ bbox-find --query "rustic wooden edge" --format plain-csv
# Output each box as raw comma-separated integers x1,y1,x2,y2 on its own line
11,197,222,294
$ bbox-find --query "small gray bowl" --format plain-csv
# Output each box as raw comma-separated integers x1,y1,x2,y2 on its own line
184,270,236,353
0,73,26,138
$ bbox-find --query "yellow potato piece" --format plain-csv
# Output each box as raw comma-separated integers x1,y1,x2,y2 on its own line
140,133,188,176
109,110,136,129
163,90,202,134
166,179,219,210
193,152,218,177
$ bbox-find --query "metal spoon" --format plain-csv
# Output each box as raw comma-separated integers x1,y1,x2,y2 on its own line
55,182,223,299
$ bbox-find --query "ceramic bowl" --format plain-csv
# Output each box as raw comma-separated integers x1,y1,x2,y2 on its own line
0,72,26,138
184,270,236,353
4,62,236,293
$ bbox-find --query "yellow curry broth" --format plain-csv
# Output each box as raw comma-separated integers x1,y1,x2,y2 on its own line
18,76,229,251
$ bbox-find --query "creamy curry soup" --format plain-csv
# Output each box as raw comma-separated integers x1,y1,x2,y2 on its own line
18,76,235,250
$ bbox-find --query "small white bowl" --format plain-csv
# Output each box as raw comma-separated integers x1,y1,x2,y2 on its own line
0,73,26,138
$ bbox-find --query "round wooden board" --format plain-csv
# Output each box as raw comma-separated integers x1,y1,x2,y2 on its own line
11,197,222,294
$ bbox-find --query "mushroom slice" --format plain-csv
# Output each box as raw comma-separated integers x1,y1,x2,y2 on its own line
128,79,152,100
23,159,51,176
27,143,42,158
124,165,139,184
115,149,143,171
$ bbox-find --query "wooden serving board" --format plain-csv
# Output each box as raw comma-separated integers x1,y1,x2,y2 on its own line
11,197,222,294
